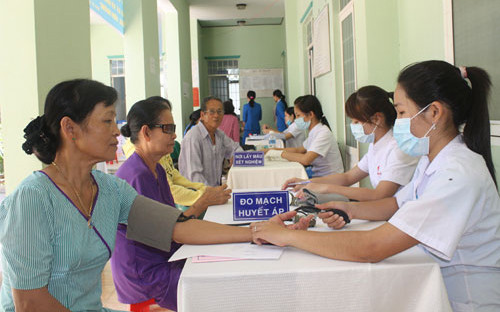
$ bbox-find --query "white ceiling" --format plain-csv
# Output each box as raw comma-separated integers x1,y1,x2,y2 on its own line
187,0,285,21
90,0,285,27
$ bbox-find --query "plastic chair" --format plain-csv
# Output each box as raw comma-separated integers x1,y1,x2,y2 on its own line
130,298,155,312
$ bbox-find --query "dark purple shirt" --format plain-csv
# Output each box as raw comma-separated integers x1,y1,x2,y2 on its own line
111,152,184,310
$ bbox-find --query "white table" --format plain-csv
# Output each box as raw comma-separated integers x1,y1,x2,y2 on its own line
227,160,308,189
177,198,452,312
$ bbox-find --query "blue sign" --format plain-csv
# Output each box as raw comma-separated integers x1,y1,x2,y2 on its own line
233,191,289,221
90,0,124,35
233,151,264,167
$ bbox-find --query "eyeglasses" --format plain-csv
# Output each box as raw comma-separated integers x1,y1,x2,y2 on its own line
150,123,176,134
205,109,224,116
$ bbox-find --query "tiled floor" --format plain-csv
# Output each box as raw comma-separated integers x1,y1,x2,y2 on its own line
101,261,172,311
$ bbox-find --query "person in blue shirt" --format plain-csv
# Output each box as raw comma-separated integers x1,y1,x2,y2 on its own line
183,109,201,136
273,89,288,132
242,90,262,142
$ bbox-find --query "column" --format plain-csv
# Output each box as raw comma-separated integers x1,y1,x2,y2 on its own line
0,0,92,193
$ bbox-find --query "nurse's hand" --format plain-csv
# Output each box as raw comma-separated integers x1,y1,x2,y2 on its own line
281,177,307,191
316,201,352,230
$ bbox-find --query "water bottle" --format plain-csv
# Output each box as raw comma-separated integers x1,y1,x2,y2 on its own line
268,135,277,148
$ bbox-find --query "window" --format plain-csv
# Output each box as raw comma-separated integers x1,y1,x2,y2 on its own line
340,0,351,11
110,59,126,122
304,14,315,94
340,6,357,148
453,0,500,120
207,59,240,115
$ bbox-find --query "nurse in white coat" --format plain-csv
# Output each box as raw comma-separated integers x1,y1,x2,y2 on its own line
264,95,344,177
262,107,306,148
284,86,418,201
252,61,500,311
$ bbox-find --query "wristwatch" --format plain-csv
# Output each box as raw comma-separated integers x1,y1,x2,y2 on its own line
176,213,196,222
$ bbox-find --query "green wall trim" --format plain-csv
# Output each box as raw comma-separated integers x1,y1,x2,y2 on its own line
204,55,240,60
107,54,124,59
300,1,313,23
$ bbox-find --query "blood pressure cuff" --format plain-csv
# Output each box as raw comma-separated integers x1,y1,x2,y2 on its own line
297,188,349,206
126,195,182,252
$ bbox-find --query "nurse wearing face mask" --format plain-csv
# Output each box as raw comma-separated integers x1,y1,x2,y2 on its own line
264,95,344,177
262,107,306,148
283,86,418,201
252,61,500,312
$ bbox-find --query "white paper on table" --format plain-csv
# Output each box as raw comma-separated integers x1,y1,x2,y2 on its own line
168,242,284,262
246,134,270,140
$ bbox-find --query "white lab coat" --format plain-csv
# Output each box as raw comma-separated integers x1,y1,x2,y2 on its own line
357,129,419,188
283,122,306,148
303,123,344,177
389,135,500,311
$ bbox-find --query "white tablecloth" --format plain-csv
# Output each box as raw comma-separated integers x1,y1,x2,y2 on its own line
177,197,451,312
227,160,308,189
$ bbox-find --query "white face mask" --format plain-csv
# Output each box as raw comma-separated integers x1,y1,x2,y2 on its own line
350,122,377,144
393,103,436,157
295,117,311,130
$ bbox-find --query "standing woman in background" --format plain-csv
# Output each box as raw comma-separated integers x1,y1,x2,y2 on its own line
273,89,288,132
218,99,240,143
242,90,262,142
265,95,344,177
284,86,418,201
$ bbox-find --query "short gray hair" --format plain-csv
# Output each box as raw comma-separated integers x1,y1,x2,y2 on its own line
201,96,222,111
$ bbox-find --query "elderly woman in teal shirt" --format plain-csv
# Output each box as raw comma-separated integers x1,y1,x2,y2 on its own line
0,79,307,312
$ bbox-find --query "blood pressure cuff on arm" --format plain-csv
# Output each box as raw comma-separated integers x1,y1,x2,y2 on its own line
126,195,182,252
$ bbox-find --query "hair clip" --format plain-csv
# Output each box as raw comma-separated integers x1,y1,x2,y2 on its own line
39,131,49,144
458,66,468,79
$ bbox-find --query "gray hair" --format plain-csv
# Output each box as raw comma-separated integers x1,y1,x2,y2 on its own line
201,96,223,112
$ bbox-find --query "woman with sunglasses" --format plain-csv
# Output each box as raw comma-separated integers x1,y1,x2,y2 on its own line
121,97,230,215
252,61,500,311
112,98,311,310
284,86,418,201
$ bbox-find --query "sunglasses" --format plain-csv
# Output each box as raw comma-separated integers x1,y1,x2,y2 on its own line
150,123,176,134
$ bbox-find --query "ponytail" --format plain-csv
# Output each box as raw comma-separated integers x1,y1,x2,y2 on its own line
398,60,496,186
273,89,288,109
247,90,256,108
462,66,496,185
320,115,331,130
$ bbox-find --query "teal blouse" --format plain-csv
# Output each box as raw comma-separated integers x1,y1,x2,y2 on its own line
0,170,137,312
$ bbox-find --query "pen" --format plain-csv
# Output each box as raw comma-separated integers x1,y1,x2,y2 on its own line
287,181,311,186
